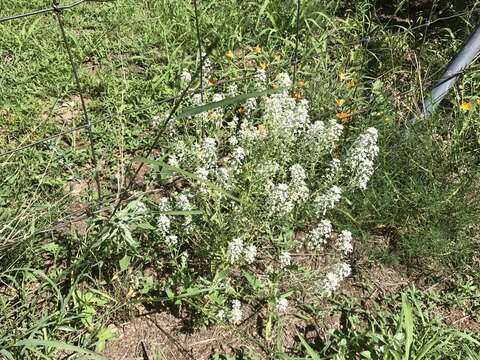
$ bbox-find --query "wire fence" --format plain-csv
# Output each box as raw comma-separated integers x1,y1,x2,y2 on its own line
0,0,304,248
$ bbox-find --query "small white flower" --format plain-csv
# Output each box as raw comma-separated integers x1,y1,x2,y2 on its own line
195,167,209,181
275,298,288,313
135,201,147,215
229,299,243,324
167,155,179,167
227,84,238,97
244,98,257,116
165,234,178,246
232,146,246,164
326,158,341,181
268,183,295,216
279,251,291,268
290,164,306,182
227,237,244,264
255,69,267,85
180,69,192,85
306,219,332,250
276,72,292,89
192,93,203,106
346,127,379,190
228,136,239,146
157,215,171,235
320,262,351,296
176,193,192,211
337,230,353,255
216,309,225,321
244,244,257,264
158,197,171,212
315,186,342,216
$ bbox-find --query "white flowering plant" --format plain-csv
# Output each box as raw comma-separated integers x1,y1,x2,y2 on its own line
99,58,379,329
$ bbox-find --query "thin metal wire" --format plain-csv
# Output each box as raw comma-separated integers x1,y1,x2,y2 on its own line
292,0,301,92
53,0,103,202
193,0,204,101
0,0,88,24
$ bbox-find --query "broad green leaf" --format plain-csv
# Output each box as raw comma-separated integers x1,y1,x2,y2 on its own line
119,255,131,272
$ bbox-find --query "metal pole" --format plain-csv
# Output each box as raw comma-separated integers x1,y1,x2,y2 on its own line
413,25,480,122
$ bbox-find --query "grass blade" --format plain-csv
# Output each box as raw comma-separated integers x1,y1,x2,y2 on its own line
175,88,285,120
14,339,108,359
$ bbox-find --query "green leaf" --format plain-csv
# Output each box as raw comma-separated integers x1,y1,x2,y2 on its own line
297,334,321,360
95,326,116,353
175,88,285,121
401,293,414,359
119,255,131,272
14,340,108,359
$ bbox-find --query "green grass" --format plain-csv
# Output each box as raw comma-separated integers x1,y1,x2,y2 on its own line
1,0,480,358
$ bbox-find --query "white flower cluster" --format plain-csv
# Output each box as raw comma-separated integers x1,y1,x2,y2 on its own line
320,262,351,296
268,183,295,216
305,219,332,250
289,164,309,203
255,68,267,86
337,230,353,255
180,69,192,86
279,251,291,268
326,158,341,181
346,127,379,190
315,185,342,216
263,74,309,137
229,299,243,324
197,137,217,168
227,238,256,265
275,298,288,313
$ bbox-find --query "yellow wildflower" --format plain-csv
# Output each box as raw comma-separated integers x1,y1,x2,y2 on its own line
335,98,345,107
298,80,305,88
259,62,268,70
459,101,472,112
336,112,351,121
339,72,347,81
256,124,267,136
293,91,303,101
225,50,234,59
346,79,355,89
254,45,262,54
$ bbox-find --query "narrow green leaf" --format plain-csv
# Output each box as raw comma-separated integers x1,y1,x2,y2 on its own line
297,334,321,360
175,88,285,120
14,340,107,360
401,293,414,359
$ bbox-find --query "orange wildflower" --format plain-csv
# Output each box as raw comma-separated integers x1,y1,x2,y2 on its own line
459,101,472,112
336,112,351,121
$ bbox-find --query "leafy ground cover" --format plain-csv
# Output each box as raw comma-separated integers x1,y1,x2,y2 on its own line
1,0,480,359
